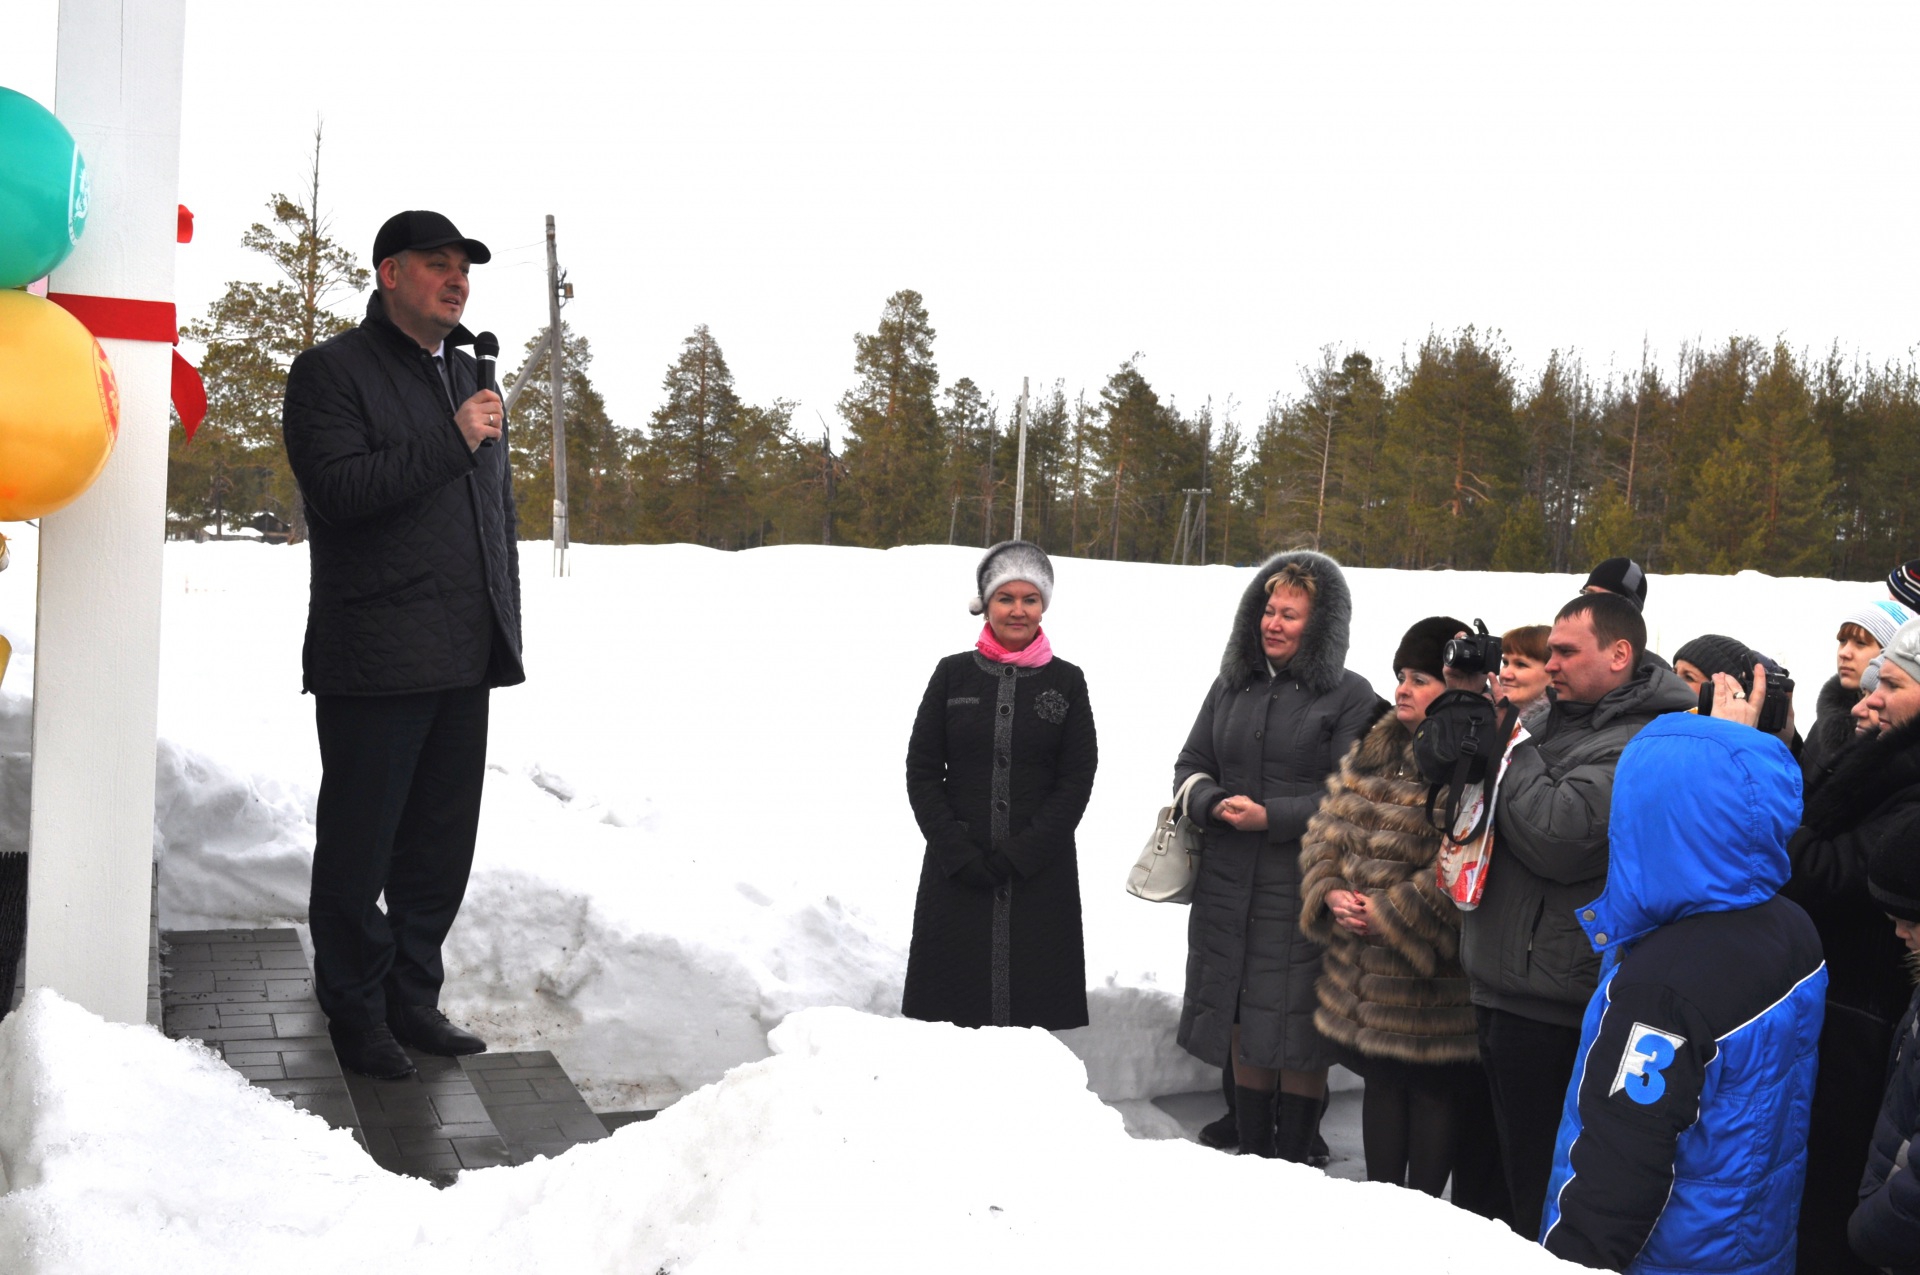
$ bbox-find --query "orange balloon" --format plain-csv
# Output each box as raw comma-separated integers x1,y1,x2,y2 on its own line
0,289,119,520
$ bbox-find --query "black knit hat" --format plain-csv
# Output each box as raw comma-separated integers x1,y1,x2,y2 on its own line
1869,837,1920,923
1393,616,1469,680
1672,634,1751,681
1890,560,1920,613
1585,557,1648,610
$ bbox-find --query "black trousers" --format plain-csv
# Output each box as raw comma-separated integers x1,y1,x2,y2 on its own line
310,685,489,1029
1796,1004,1892,1275
1477,1005,1582,1240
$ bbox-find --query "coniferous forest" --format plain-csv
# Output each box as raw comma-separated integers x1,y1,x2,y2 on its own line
168,174,1918,580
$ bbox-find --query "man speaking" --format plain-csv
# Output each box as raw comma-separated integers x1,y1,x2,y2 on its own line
282,210,524,1079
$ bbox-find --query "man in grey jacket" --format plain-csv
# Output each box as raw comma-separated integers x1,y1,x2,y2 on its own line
1448,591,1696,1237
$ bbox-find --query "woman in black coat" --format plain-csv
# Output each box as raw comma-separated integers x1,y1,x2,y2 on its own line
1174,549,1381,1160
903,541,1098,1030
1787,621,1920,1275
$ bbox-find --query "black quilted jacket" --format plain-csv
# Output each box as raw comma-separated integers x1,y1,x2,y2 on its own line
282,293,524,696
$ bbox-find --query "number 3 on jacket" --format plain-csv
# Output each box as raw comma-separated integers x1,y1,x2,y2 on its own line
1610,1023,1686,1105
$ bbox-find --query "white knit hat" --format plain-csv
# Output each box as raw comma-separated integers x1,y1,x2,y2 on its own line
1843,599,1912,650
969,540,1054,615
1881,618,1920,688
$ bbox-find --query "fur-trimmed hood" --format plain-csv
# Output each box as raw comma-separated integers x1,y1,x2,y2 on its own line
1221,550,1353,695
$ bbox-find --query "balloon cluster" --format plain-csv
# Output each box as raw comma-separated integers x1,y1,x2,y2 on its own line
0,86,117,522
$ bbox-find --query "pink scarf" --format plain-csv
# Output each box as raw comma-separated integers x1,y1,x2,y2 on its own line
976,624,1053,668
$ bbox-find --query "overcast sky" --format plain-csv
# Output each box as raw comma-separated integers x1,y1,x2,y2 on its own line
6,1,1918,440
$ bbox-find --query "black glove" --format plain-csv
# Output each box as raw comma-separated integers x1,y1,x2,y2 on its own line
950,852,1016,890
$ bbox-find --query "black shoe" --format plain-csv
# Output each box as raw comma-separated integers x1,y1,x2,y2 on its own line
1198,1111,1240,1150
329,1022,416,1079
388,1004,487,1057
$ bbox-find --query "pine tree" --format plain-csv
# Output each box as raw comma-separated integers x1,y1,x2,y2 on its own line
1669,343,1832,576
938,376,992,545
1090,358,1186,560
645,324,743,546
170,126,367,541
505,324,638,544
1380,330,1522,569
838,290,943,547
1573,481,1636,566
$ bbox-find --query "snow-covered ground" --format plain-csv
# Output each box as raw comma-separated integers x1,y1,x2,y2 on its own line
0,989,1567,1273
0,531,1876,1105
0,531,1882,1270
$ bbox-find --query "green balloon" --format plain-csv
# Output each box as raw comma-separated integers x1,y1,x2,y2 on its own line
0,86,88,289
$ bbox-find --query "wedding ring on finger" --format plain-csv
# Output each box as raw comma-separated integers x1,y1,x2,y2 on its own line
1733,690,1748,700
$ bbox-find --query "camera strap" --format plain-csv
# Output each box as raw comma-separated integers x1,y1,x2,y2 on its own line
1425,701,1516,846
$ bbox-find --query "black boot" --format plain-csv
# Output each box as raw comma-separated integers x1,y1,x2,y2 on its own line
1199,1062,1238,1150
1306,1090,1332,1168
0,853,25,1023
1275,1092,1324,1166
1234,1085,1277,1158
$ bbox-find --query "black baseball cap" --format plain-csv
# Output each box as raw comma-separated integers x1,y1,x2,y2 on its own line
371,210,491,267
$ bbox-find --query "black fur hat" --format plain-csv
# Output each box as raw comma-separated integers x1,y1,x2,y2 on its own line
1221,549,1353,694
1394,616,1469,680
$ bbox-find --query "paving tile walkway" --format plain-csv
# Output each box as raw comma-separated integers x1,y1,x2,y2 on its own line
160,928,357,1134
159,926,619,1183
345,1052,510,1184
463,1050,609,1164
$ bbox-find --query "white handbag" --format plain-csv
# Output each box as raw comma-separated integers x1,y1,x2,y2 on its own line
1126,772,1211,904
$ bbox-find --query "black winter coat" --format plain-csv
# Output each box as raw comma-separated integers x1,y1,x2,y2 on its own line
1786,718,1920,1028
1802,673,1863,797
1851,984,1920,1273
1174,551,1381,1072
282,293,523,696
902,651,1097,1029
1786,719,1920,1275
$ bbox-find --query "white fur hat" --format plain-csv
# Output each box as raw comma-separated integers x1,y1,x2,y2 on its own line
969,540,1054,615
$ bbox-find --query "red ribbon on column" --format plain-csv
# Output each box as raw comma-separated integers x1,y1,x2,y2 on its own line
43,204,209,440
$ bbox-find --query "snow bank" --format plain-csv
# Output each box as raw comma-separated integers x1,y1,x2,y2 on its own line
0,527,1883,1108
0,990,1570,1274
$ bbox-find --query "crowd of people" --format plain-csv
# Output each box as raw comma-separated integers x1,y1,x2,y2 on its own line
903,538,1920,1274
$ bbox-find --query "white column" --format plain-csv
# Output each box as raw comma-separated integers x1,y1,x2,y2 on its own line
25,0,186,1024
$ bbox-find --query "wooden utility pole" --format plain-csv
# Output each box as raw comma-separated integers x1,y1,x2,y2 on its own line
1011,377,1030,541
1174,488,1211,565
545,215,570,577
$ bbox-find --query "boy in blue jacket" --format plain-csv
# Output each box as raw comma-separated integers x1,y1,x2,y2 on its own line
1539,709,1827,1274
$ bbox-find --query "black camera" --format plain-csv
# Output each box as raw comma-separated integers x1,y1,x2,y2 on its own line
1696,650,1796,735
1443,618,1504,677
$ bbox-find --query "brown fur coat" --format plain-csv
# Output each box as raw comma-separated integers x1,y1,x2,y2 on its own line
1298,713,1478,1065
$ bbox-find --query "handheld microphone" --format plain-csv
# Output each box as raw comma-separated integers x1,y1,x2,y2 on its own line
474,331,500,448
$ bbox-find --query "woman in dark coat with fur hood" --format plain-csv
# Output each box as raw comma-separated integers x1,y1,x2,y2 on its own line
1174,549,1381,1160
903,541,1098,1030
1299,616,1505,1214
